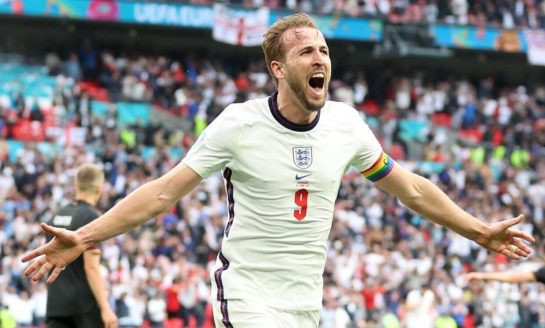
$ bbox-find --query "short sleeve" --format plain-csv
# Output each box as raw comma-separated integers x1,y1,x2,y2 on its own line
534,266,545,284
81,209,100,226
349,117,394,182
182,105,241,178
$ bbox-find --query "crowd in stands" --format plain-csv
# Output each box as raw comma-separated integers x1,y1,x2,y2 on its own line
219,0,545,29
1,47,545,328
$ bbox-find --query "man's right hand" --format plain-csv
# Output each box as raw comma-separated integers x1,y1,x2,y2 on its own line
101,307,118,328
22,223,88,283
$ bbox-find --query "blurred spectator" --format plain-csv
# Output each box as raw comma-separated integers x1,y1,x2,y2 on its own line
219,0,545,28
404,281,436,328
0,303,16,328
147,290,167,328
8,290,33,327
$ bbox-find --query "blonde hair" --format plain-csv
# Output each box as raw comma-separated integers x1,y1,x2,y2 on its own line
75,163,104,194
262,13,318,86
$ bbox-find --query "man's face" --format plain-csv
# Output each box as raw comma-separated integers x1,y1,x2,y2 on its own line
279,27,331,112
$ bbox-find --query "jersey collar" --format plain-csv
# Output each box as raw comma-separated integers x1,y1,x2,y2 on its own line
75,199,92,207
268,92,321,132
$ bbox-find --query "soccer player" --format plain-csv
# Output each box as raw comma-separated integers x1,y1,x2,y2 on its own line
44,163,117,328
23,14,534,327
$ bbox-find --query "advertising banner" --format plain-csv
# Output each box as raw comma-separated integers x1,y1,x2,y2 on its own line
0,0,383,40
433,24,527,52
0,0,383,41
131,2,213,28
0,0,214,29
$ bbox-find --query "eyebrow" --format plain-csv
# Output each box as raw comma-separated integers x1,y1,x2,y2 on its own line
298,45,328,52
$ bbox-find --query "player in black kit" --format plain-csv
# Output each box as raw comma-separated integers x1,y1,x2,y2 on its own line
45,163,117,328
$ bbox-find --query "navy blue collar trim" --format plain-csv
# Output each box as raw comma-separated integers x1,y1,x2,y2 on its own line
268,92,320,132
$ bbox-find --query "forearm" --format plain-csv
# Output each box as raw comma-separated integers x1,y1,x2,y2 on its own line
474,271,536,283
77,164,201,248
479,272,516,282
77,180,172,247
376,165,533,259
85,259,111,311
399,175,487,241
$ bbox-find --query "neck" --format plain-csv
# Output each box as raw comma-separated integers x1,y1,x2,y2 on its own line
276,88,318,125
75,193,97,206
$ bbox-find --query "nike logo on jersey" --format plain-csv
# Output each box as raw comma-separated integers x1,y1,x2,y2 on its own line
295,173,312,180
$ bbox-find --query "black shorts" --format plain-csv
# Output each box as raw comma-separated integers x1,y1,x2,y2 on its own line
46,307,103,328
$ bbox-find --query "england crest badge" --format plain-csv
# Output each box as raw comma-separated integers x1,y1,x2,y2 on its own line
293,147,312,169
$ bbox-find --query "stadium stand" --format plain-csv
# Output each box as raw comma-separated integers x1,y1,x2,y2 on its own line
134,0,545,29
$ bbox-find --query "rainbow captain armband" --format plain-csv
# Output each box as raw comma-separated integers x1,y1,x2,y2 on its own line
362,152,395,182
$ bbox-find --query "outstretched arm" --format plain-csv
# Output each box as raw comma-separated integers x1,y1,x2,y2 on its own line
463,271,537,283
84,249,118,328
76,163,201,245
23,163,202,282
374,164,534,259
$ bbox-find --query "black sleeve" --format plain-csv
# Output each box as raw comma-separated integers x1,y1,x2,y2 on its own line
534,266,545,284
81,208,100,226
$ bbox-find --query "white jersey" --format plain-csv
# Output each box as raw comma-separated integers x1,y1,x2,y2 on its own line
182,93,392,312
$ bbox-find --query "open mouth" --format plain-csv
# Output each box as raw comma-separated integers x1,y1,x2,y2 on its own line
308,73,325,93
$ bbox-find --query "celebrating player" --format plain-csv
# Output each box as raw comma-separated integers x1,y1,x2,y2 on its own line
23,14,534,327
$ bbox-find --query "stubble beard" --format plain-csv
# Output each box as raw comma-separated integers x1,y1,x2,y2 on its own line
286,73,327,112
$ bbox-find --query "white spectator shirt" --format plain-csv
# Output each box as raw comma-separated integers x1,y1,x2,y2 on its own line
182,94,387,311
8,295,33,325
147,297,166,323
405,288,435,328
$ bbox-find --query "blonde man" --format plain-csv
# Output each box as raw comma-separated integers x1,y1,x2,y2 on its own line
24,14,533,327
44,164,117,328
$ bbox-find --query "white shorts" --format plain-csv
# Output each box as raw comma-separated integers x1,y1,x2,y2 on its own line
212,298,321,328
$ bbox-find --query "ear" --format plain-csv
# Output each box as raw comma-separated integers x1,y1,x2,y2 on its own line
95,184,102,197
271,60,285,81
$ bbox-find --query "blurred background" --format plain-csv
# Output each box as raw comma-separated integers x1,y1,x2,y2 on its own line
1,0,545,327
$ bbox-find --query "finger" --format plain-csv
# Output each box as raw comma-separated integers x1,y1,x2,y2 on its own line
512,239,533,257
46,266,64,284
499,214,524,230
501,248,521,260
509,229,536,243
32,262,53,282
41,222,60,235
21,246,47,263
23,256,47,276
